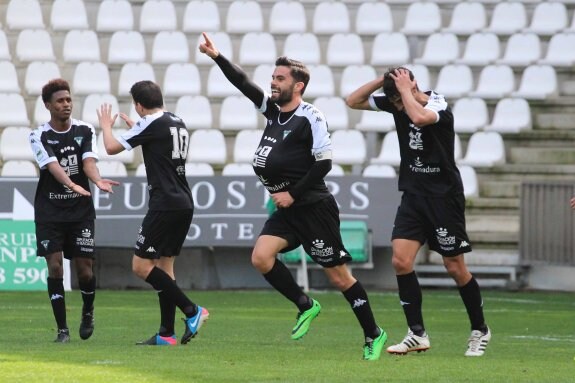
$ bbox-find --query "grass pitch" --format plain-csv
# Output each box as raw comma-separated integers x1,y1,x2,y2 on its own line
0,289,573,383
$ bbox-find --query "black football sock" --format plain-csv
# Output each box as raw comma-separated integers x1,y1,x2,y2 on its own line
263,259,312,312
47,277,68,330
158,287,176,336
397,271,425,336
78,276,96,313
458,276,488,333
145,267,196,318
342,281,380,339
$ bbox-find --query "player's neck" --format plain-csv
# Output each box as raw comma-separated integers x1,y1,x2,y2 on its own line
279,97,301,112
49,118,71,132
139,107,164,117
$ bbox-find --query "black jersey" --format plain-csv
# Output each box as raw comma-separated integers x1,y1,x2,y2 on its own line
118,111,193,211
30,119,98,223
253,94,332,206
370,91,463,196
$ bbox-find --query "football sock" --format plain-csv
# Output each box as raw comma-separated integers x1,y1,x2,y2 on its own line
263,259,311,312
145,267,196,318
78,275,96,313
342,281,380,339
397,271,426,336
458,276,488,332
47,277,68,330
158,287,176,336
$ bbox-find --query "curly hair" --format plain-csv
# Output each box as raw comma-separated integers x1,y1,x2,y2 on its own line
41,79,70,103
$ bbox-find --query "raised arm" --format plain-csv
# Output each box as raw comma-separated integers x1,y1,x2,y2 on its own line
345,76,385,110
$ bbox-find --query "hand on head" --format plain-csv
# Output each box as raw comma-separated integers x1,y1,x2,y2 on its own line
199,32,220,59
390,68,416,94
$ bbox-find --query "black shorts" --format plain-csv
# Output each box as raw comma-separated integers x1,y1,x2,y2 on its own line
35,220,96,260
260,195,352,268
391,192,472,257
135,209,193,259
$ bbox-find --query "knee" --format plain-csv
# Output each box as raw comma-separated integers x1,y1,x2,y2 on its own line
47,263,64,279
132,260,151,280
444,261,470,284
326,268,356,291
391,254,413,274
251,249,275,274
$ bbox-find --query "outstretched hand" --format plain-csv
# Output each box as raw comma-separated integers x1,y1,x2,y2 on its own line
118,113,135,128
97,103,118,131
199,32,219,59
96,179,120,193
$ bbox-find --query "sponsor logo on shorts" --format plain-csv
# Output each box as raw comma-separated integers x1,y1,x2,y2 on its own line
76,229,94,247
81,228,91,238
436,227,456,251
80,247,94,252
146,246,156,253
310,239,334,260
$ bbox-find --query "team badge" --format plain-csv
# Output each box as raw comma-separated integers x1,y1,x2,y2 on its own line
283,130,291,139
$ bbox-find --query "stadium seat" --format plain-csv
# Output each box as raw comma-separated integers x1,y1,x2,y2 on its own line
313,97,349,131
283,33,321,65
355,111,395,133
0,95,30,127
537,33,575,67
96,160,128,177
82,94,120,128
117,63,156,97
485,98,532,134
405,64,431,92
454,133,462,161
496,33,541,67
312,2,350,34
182,0,220,33
0,31,11,60
459,131,505,168
16,29,56,62
96,0,134,32
413,33,460,66
135,163,147,177
33,96,50,126
401,2,441,35
51,0,89,31
97,129,135,164
567,9,575,33
484,2,527,35
511,65,558,100
269,1,306,34
362,164,396,178
456,33,500,66
194,32,233,65
206,64,243,98
107,31,146,64
458,165,479,198
238,33,277,66
24,61,61,96
174,95,212,130
251,64,275,93
219,96,259,131
434,64,473,98
186,162,215,176
226,0,263,33
355,2,393,35
452,97,488,133
340,65,377,98
468,64,515,99
151,31,189,64
442,2,487,35
331,130,366,165
163,63,201,98
221,163,253,176
0,61,20,93
1,160,38,177
140,0,177,32
232,129,263,163
304,65,335,98
370,131,400,166
326,33,364,67
73,62,111,95
327,164,345,177
62,30,101,63
6,0,44,30
370,32,410,67
187,129,227,165
522,2,568,35
0,127,33,161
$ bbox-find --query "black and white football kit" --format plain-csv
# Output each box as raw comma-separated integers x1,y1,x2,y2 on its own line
370,92,471,256
30,119,98,259
214,54,352,267
117,111,194,259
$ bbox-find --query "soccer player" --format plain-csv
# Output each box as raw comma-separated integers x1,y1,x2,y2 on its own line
346,68,491,357
30,78,119,343
97,81,208,346
198,32,387,360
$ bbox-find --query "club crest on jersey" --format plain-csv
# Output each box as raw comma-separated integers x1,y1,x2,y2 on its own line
41,240,50,250
74,136,83,146
283,130,291,139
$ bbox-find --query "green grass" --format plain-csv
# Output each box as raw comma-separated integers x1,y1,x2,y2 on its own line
0,289,574,383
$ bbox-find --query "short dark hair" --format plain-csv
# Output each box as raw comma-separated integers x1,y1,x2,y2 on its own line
275,56,310,95
383,67,415,101
41,79,70,103
129,80,164,109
